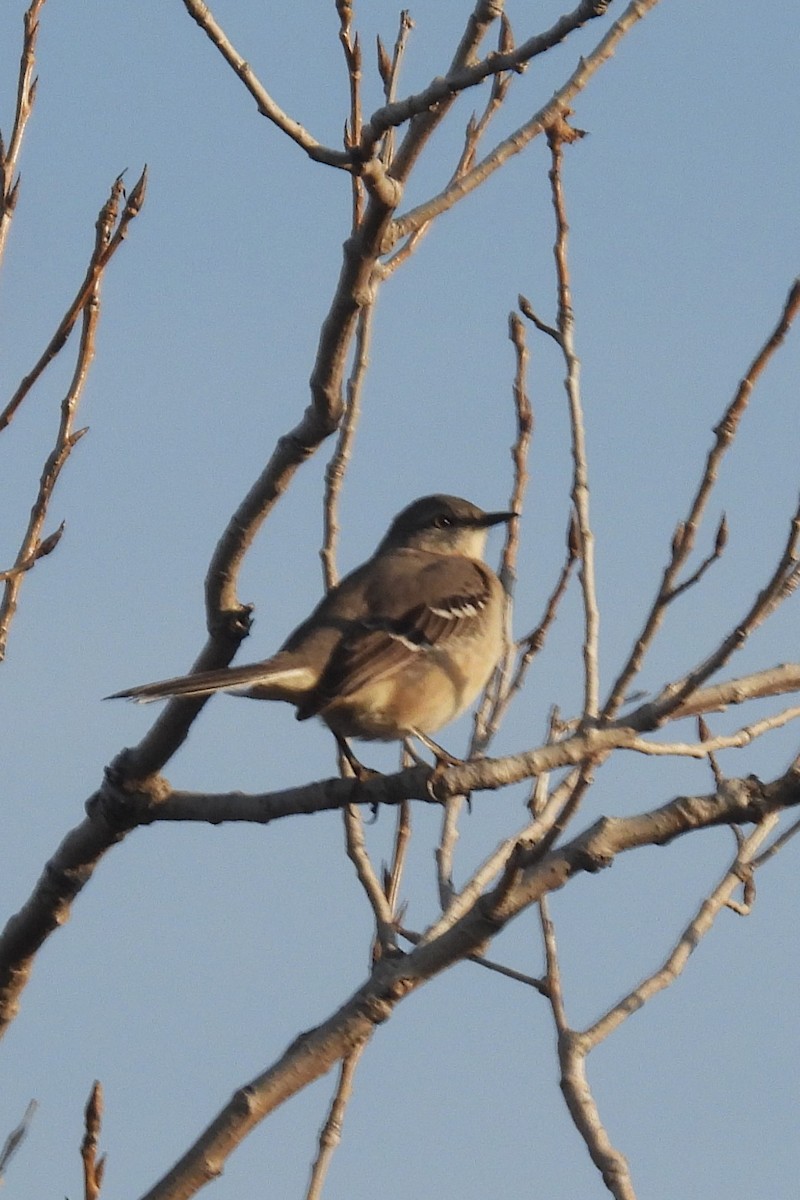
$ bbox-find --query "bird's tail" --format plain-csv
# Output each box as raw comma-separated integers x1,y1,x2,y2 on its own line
105,655,314,704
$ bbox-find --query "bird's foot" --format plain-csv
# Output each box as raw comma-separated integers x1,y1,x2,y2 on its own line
406,732,468,803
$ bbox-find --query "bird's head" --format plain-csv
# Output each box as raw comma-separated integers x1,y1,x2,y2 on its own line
378,494,516,558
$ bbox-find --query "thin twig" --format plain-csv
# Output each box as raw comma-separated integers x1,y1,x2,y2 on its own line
497,514,578,727
0,174,145,660
181,0,350,169
752,814,800,868
634,492,800,728
81,1080,106,1200
398,926,548,994
0,1099,37,1183
582,816,779,1048
547,115,599,720
0,168,147,431
305,1044,368,1200
604,278,800,718
698,715,724,790
370,0,618,178
618,705,800,758
342,804,396,952
436,306,533,906
389,0,663,240
378,10,414,167
335,0,364,227
0,0,47,269
540,897,637,1199
0,521,64,582
321,304,375,590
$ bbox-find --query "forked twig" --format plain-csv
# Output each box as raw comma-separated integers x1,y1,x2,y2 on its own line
540,897,636,1199
0,173,146,660
604,278,800,718
0,169,147,431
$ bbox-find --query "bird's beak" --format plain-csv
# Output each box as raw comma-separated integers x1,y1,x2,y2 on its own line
479,510,518,528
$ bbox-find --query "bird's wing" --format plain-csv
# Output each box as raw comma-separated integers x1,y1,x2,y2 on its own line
301,554,496,714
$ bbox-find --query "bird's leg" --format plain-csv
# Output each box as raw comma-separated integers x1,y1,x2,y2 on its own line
335,736,382,819
410,730,464,769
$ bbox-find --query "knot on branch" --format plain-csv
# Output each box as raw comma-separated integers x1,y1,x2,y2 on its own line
87,757,171,831
208,603,254,643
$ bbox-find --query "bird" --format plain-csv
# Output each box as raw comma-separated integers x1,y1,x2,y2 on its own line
107,495,515,772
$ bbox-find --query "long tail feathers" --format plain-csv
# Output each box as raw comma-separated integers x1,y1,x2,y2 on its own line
105,658,314,704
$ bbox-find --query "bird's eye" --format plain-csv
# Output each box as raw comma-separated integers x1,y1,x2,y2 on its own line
433,514,453,529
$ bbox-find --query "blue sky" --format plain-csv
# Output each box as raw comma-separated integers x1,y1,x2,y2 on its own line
1,2,799,1197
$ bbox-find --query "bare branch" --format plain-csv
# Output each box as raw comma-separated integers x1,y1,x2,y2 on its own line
335,0,364,226
364,0,615,175
390,0,662,242
436,308,533,905
82,1081,106,1200
0,0,46,269
137,766,800,1199
582,816,779,1048
1,172,146,659
604,277,800,716
321,304,375,590
540,898,637,1198
343,804,396,953
0,520,64,582
180,0,350,168
0,1099,37,1183
0,169,147,432
518,292,561,344
546,117,598,719
378,10,415,167
305,1045,368,1200
633,492,800,727
398,926,548,994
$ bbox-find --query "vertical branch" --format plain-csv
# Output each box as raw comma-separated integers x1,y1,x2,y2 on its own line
305,1043,369,1200
540,899,636,1200
81,1081,106,1200
0,175,143,659
335,0,364,227
0,0,46,270
377,10,415,166
547,115,599,719
321,303,375,590
342,804,396,952
436,309,533,908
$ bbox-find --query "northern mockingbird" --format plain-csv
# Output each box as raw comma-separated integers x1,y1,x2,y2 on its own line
108,495,514,767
